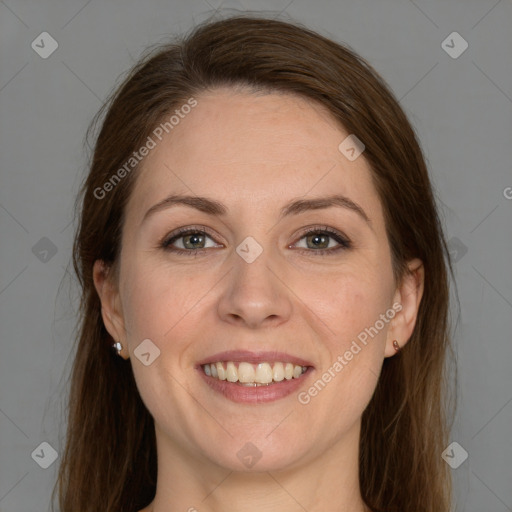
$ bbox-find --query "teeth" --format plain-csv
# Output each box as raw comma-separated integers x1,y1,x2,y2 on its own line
226,361,237,382
238,362,255,383
202,361,308,384
215,362,225,380
255,363,273,384
273,362,285,382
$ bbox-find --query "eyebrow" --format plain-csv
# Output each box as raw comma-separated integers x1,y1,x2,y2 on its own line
141,193,371,227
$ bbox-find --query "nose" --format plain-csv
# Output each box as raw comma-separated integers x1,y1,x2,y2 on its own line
217,247,293,329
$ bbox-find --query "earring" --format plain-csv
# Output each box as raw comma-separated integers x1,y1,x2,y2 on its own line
393,339,401,352
112,341,122,355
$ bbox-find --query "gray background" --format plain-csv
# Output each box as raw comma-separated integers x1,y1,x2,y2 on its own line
1,0,511,511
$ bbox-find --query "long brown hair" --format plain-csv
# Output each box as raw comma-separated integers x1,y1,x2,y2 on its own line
53,14,456,512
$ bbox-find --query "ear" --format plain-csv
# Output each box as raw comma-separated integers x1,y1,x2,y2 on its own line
92,259,129,359
384,258,425,357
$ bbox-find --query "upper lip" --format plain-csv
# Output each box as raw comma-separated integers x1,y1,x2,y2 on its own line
196,350,314,368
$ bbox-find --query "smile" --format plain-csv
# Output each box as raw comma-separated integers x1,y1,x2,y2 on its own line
202,361,308,386
197,350,314,403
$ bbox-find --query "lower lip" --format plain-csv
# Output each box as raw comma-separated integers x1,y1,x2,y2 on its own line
197,366,314,404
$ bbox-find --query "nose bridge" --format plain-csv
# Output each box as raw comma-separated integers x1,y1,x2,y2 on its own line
217,233,291,328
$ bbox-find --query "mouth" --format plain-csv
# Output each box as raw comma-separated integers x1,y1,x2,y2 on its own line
201,361,308,385
196,351,314,403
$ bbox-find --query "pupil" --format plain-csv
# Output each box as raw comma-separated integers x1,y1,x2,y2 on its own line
186,234,203,248
310,234,327,248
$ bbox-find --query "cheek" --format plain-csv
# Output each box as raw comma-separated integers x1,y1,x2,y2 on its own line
120,258,202,344
118,263,208,435
308,269,392,401
318,265,393,342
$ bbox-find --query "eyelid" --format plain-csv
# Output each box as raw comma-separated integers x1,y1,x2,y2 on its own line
160,225,222,248
293,225,350,244
291,225,352,254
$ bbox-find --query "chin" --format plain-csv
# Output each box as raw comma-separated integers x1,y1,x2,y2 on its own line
200,438,312,474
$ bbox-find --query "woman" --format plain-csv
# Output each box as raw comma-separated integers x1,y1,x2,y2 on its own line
53,14,456,512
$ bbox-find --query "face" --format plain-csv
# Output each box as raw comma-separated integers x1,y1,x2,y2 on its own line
95,87,423,474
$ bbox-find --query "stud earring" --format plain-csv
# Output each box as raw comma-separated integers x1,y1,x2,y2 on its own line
393,339,401,352
112,341,122,355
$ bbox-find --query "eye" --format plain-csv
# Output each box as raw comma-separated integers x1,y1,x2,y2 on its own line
160,225,351,256
161,226,220,256
292,226,352,256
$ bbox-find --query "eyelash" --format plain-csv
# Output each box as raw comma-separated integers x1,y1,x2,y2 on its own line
160,225,352,257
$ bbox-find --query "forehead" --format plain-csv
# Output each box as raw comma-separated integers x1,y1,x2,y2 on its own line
125,88,382,227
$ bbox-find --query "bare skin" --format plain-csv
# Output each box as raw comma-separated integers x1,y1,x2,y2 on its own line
94,87,424,512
